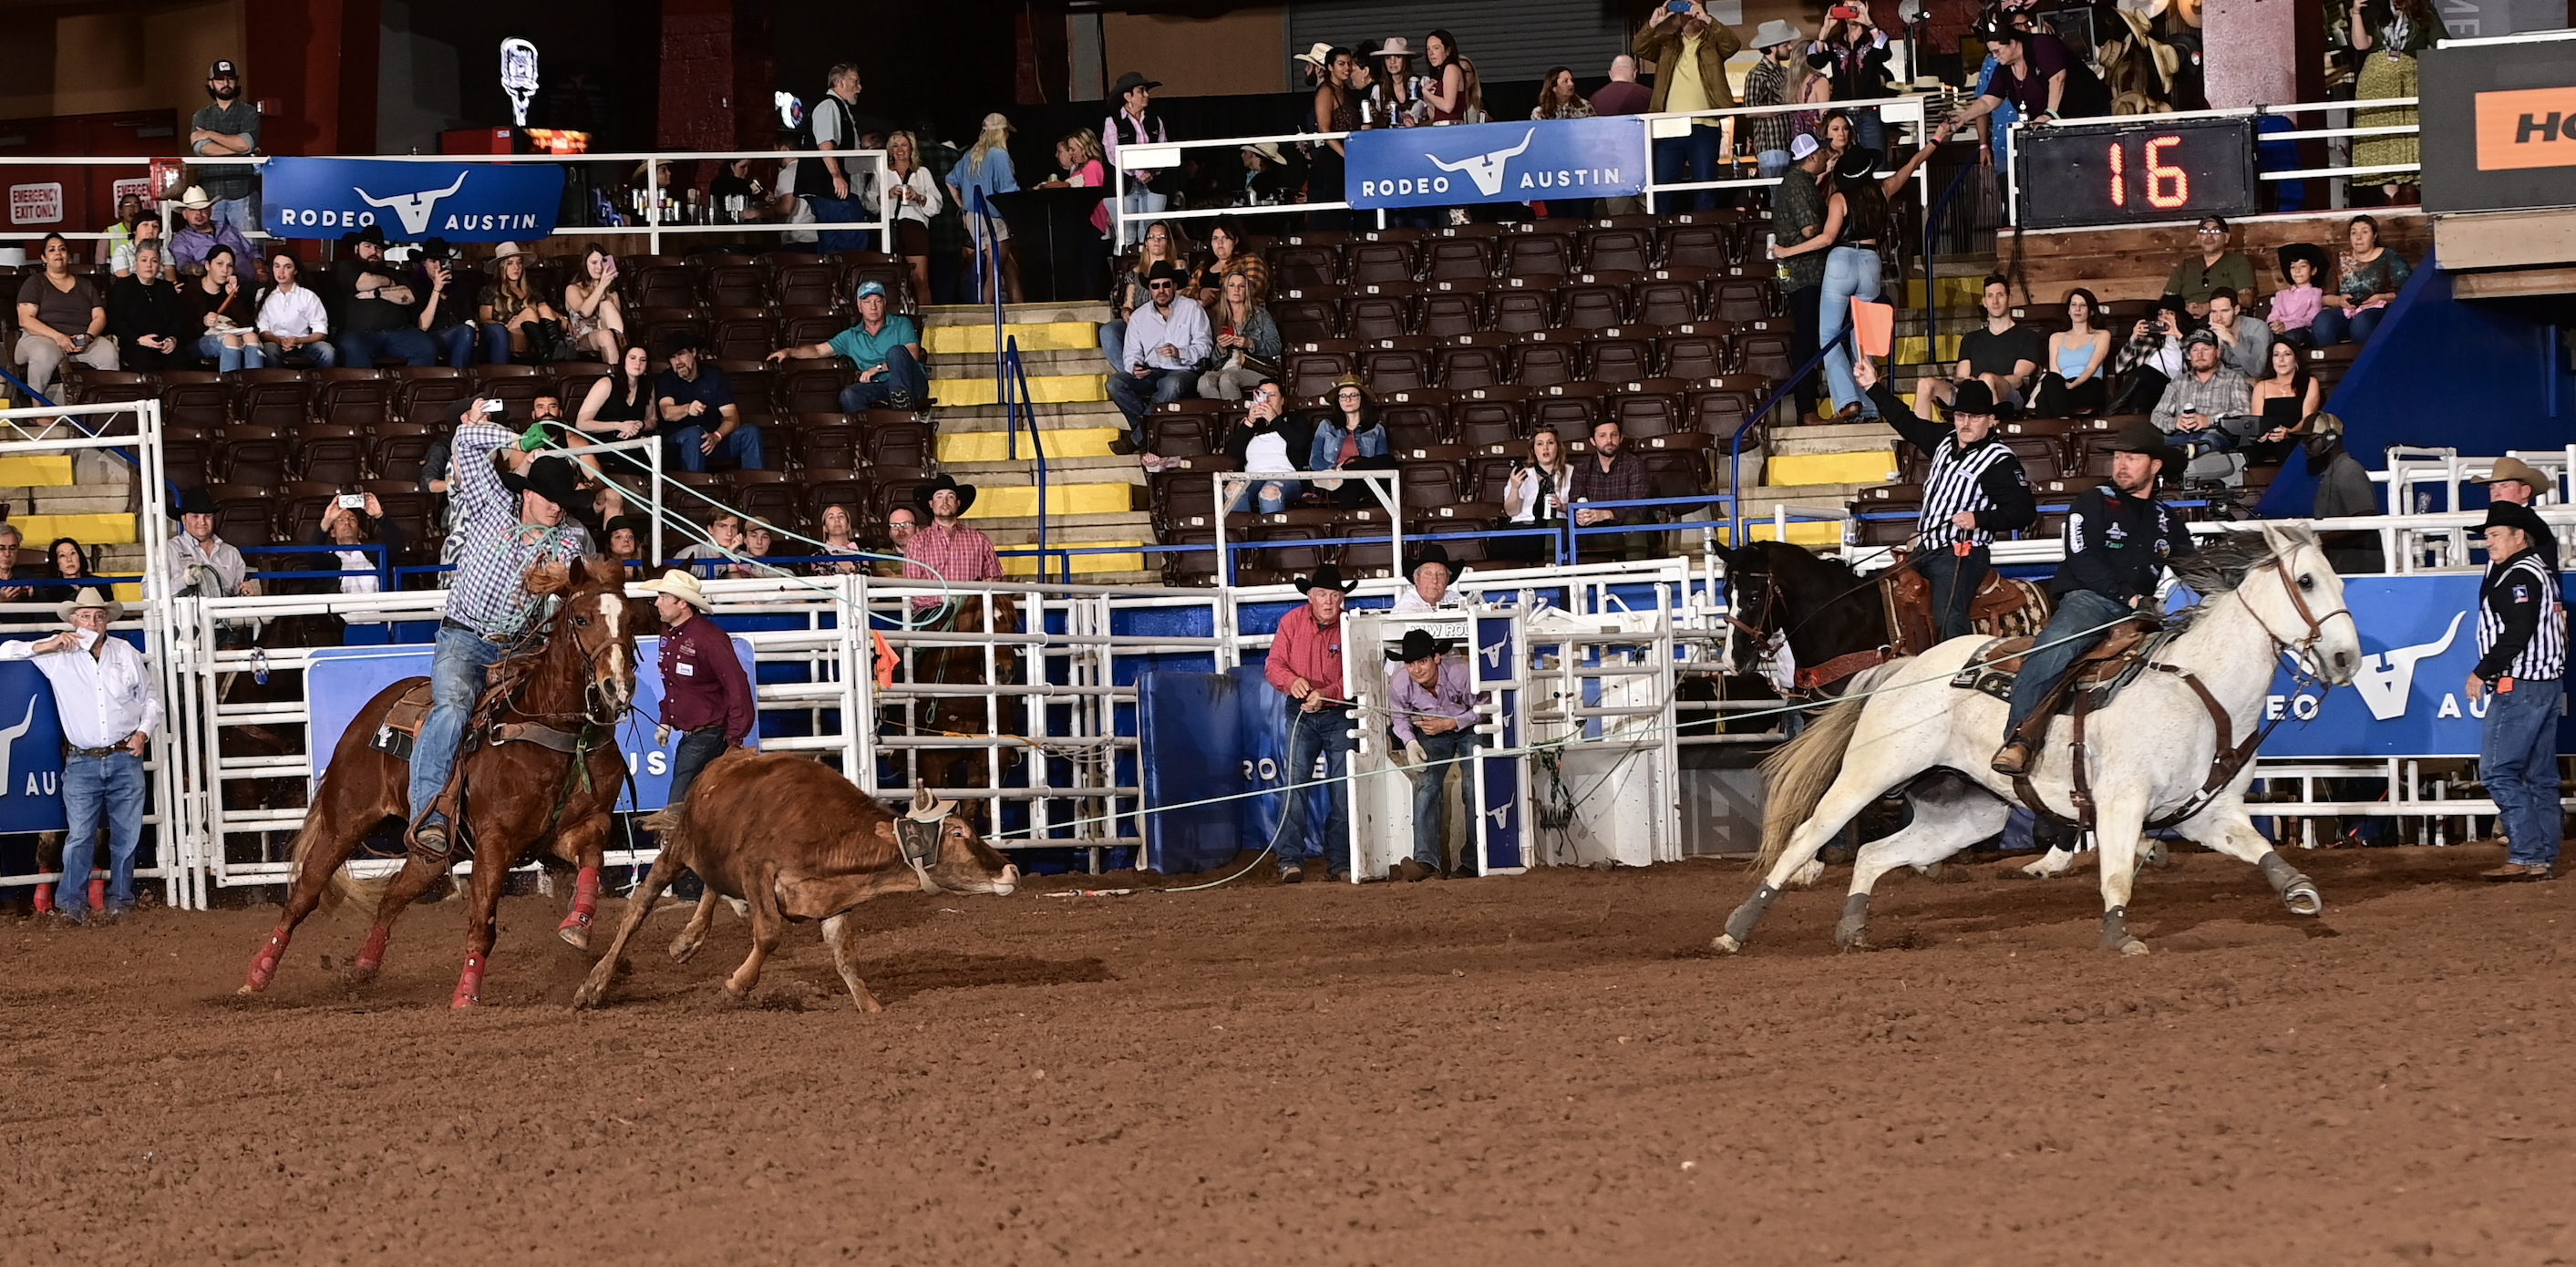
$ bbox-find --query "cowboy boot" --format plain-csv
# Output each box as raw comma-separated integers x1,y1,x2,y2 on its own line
1990,738,2035,777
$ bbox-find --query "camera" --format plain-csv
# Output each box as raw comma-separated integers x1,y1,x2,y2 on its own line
337,493,366,510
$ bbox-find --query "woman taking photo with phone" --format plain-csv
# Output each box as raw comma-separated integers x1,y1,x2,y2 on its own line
1497,425,1573,562
562,245,626,363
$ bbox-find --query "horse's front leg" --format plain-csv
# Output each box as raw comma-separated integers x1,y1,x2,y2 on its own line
2091,790,2156,955
2183,800,2323,916
553,815,610,951
451,849,511,1009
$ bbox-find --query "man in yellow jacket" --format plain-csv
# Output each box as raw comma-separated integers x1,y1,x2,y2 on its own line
1634,1,1745,211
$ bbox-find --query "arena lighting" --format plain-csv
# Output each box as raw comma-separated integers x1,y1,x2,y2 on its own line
500,37,540,127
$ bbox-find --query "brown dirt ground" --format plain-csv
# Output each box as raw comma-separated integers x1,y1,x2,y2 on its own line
3,843,2572,1266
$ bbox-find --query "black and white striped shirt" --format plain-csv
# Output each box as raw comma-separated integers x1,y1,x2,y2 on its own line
2476,550,2565,682
1871,382,2037,550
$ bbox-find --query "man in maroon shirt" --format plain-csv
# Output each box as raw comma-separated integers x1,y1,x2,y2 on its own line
1571,417,1654,561
634,570,754,812
1263,563,1359,883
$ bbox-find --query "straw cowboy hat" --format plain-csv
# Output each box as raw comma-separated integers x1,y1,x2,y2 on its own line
58,586,126,625
176,186,214,211
1376,36,1417,59
487,241,532,273
2473,455,2552,499
1241,141,1288,166
1294,42,1335,67
1384,627,1458,663
632,569,711,611
1752,20,1805,49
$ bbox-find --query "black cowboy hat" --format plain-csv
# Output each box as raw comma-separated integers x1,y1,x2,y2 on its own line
2276,242,2332,280
1940,379,2020,421
2102,417,2185,475
1407,542,1454,579
1385,627,1459,663
500,454,597,524
1833,147,1882,182
348,222,387,248
1111,71,1161,97
1145,260,1189,285
915,473,978,516
170,487,217,518
2153,294,2194,326
414,236,457,262
664,329,705,357
1292,562,1360,596
600,512,647,541
2479,500,2550,538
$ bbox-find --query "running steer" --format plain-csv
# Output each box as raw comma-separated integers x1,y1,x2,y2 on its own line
572,752,1020,1011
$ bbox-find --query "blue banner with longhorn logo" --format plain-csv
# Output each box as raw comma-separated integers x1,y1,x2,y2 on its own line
0,661,68,833
2257,573,2575,758
1345,117,1645,210
260,158,566,242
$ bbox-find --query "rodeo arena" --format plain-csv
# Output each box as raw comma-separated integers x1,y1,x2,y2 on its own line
2,2,2574,1261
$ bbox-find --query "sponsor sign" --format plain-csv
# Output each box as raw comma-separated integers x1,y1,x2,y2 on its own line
1345,117,1645,210
0,662,70,833
7,182,64,226
2259,573,2575,757
2420,40,2576,212
304,635,757,812
259,158,566,242
2470,86,2576,171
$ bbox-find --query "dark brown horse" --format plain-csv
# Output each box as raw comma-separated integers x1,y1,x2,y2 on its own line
239,560,640,1008
909,592,1023,828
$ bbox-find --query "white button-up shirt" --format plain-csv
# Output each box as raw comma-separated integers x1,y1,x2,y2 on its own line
0,629,165,750
1122,297,1211,373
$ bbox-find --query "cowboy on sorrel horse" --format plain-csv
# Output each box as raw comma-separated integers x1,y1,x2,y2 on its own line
239,558,638,1007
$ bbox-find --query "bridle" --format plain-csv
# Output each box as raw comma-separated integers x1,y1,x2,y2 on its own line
498,587,635,729
2238,549,2353,677
1721,563,1784,675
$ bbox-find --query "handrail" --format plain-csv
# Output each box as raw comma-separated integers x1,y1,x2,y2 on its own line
1918,159,1982,389
0,368,152,489
1007,335,1049,582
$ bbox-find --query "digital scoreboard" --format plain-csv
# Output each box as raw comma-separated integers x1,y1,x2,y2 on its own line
2014,116,2260,230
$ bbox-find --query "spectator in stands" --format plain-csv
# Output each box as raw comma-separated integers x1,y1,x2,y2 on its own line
2313,214,2410,346
600,514,644,567
1392,544,1461,614
1945,22,2112,144
414,240,497,370
482,242,566,363
1266,563,1358,882
674,511,746,573
1770,135,1832,420
306,493,407,597
1106,263,1210,457
1424,30,1477,126
562,246,626,364
46,537,94,597
2152,329,2253,481
1533,67,1594,124
656,334,763,472
1918,275,2042,415
334,226,438,367
904,476,1004,601
1636,2,1744,212
2248,338,2323,434
5,587,162,925
1104,72,1173,218
0,527,32,602
253,249,335,368
191,59,261,232
864,132,944,305
1571,417,1651,561
2035,287,2112,417
912,117,970,305
1808,139,1943,422
950,113,1025,305
1237,142,1293,207
1198,272,1281,405
166,187,251,276
15,232,117,395
109,217,161,279
878,505,920,579
1966,13,2025,189
2346,0,2444,207
2108,295,2191,414
1499,425,1573,563
1190,216,1268,311
2465,500,2562,881
1222,378,1301,515
810,504,866,575
771,279,928,413
2289,413,2385,575
1308,374,1391,509
1040,129,1113,269
107,243,188,372
1808,7,1894,156
185,245,264,372
103,195,146,273
164,487,252,600
2160,216,2256,319
1099,221,1190,379
2204,286,2271,380
1386,626,1480,882
1740,23,1806,180
736,522,791,579
573,345,658,474
2472,457,2559,570
2270,243,2329,349
1592,54,1650,117
1306,50,1358,228
797,64,869,255
1361,38,1425,130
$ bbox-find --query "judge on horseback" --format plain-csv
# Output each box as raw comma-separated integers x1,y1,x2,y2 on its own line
1854,352,2034,642
406,402,600,862
1991,419,2194,777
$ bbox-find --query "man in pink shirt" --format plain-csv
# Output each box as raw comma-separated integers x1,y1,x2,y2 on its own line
1262,563,1357,882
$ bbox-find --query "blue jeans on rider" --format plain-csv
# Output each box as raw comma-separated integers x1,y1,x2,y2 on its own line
835,345,930,411
2480,675,2565,869
669,423,766,472
57,750,146,915
408,623,509,834
1819,245,1884,417
1916,543,1990,644
195,334,266,373
2004,589,2134,738
666,726,731,810
1278,705,1355,876
1411,729,1477,872
1654,124,1727,211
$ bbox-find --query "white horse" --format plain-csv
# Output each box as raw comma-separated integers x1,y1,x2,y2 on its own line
1715,525,2362,955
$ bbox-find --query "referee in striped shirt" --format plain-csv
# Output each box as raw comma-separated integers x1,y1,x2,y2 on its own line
1857,355,2035,641
2468,500,2566,881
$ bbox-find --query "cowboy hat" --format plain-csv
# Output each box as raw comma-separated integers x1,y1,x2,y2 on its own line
1110,71,1160,98
1753,19,1805,48
1940,379,2020,421
414,237,458,262
58,587,126,625
2276,242,2332,280
1330,371,1372,403
1407,542,1454,580
1833,147,1883,182
500,454,591,515
2102,417,2185,474
1292,562,1360,596
632,568,711,611
2473,455,2552,498
1385,627,1459,663
486,241,531,272
176,186,214,211
1294,42,1335,67
1146,260,1190,284
915,473,979,516
600,512,648,541
170,486,218,519
1376,36,1417,58
347,222,387,248
2478,500,2549,538
1241,140,1287,165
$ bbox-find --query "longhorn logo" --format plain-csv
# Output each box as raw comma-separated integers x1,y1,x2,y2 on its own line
354,172,470,237
0,695,38,795
2352,612,2462,721
1425,128,1538,198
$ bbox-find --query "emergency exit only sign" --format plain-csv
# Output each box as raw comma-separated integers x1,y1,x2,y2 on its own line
7,183,63,225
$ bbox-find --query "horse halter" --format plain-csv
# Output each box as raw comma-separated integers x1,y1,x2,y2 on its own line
1722,565,1784,675
2241,551,2353,675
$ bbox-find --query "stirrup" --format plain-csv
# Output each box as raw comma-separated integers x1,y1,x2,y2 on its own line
1990,740,2034,777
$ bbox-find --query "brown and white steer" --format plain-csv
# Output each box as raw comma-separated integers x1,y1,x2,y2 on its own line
572,751,1020,1012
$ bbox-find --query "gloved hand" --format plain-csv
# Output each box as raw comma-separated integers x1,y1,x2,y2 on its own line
1406,739,1428,766
517,419,552,452
655,725,672,747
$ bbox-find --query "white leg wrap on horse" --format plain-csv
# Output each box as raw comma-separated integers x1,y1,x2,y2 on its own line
1833,891,1871,948
2258,850,2324,914
1716,883,1780,951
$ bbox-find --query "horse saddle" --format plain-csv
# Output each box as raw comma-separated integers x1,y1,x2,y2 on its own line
1950,620,2170,716
1880,550,2052,659
366,681,437,761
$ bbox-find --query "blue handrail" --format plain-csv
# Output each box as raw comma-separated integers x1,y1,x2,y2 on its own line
1006,336,1049,582
1726,328,1852,549
1918,159,1981,376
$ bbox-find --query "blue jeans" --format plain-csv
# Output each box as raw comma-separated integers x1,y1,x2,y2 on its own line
666,726,731,809
1916,543,1989,644
1819,245,1884,417
337,326,438,367
809,195,866,254
1231,479,1289,514
433,323,510,369
1097,319,1127,374
2004,589,2134,737
212,195,259,234
195,334,266,373
669,423,766,471
408,624,509,831
57,750,146,914
1107,366,1195,436
836,345,930,411
1654,124,1727,211
1278,706,1355,873
1850,106,1887,159
265,339,338,368
2481,675,2565,868
1410,728,1477,870
2312,305,2385,346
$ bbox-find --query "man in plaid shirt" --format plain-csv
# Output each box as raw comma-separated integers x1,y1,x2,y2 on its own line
1570,417,1654,561
407,402,597,861
902,475,1004,610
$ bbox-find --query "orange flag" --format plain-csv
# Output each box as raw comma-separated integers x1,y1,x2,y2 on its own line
1850,298,1895,359
871,628,897,690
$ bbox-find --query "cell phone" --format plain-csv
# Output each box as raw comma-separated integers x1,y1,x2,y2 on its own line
1667,1,1695,11
1829,4,1861,16
482,398,506,415
337,493,366,510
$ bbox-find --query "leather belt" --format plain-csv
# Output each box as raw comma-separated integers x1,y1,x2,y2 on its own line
441,615,502,642
64,743,125,759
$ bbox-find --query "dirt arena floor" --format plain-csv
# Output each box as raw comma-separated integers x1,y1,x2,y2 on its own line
4,843,2572,1265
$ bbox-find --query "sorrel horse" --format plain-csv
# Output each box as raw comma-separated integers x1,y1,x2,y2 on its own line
240,560,640,1007
909,592,1024,827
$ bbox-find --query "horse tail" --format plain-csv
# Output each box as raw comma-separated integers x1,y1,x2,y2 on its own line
1755,694,1869,871
280,813,391,913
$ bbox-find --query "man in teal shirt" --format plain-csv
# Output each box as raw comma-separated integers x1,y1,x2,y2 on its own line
765,279,929,411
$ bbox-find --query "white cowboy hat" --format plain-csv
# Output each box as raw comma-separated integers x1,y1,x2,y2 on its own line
1377,36,1417,58
1241,140,1287,165
58,586,126,624
631,569,711,611
487,241,531,273
176,186,214,211
1294,42,1335,67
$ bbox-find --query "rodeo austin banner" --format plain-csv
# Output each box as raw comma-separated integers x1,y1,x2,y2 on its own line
1344,117,1646,211
0,660,69,834
259,157,566,242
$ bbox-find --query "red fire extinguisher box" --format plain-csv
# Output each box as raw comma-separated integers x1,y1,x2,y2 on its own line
440,128,518,156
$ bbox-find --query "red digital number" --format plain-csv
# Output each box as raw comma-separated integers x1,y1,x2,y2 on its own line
2144,136,2190,208
2107,142,2126,206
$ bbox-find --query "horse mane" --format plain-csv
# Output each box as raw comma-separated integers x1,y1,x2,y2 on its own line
2169,531,2279,599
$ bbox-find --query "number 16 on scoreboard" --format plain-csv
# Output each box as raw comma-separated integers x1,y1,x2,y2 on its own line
2014,116,2257,230
2105,136,2191,209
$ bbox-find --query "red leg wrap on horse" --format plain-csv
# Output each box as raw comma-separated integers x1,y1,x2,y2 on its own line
244,926,292,992
452,954,485,1009
560,866,601,930
354,924,393,973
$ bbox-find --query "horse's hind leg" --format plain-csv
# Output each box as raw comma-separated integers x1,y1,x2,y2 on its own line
2184,803,2324,915
573,850,684,1010
819,912,884,1013
1716,774,1911,954
345,846,455,984
240,803,369,994
1838,793,2013,949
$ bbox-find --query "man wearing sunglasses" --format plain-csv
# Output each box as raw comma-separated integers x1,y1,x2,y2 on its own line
1105,260,1210,456
2160,215,2256,321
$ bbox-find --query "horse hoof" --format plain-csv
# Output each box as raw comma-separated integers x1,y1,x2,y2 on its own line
2282,881,2324,916
450,993,479,1010
345,959,380,985
2115,939,2149,956
1833,926,1869,951
1917,861,1943,880
1711,933,1744,955
557,924,591,953
2141,840,2170,869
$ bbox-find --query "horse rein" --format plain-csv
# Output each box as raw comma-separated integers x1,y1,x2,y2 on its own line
2241,553,2353,675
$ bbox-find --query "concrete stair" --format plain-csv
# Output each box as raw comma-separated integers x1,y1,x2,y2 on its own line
0,446,149,597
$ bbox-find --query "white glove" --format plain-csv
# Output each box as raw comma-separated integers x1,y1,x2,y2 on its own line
654,725,672,747
1406,739,1428,766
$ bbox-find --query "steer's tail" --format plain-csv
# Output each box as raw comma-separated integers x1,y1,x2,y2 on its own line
1755,694,1869,871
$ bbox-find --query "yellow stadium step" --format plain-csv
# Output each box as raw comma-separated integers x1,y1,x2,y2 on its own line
1767,450,1898,487
1713,520,1845,547
933,374,1108,407
15,512,138,547
923,322,1102,355
963,483,1134,520
1902,275,1992,310
998,541,1146,576
937,427,1125,462
0,456,75,487
1891,334,1961,367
